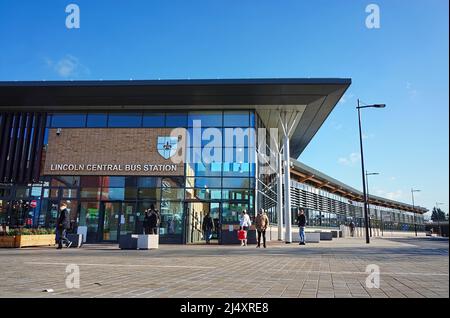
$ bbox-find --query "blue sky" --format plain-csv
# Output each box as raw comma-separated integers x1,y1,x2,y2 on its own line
0,0,448,216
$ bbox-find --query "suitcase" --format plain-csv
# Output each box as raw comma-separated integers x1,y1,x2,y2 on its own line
237,230,247,240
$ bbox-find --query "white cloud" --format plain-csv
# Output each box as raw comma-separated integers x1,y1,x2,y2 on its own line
375,188,404,200
389,176,396,181
338,152,360,166
45,55,90,78
362,132,375,140
406,81,418,99
386,190,403,200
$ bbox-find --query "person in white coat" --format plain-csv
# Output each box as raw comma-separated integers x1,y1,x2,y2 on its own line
239,210,252,246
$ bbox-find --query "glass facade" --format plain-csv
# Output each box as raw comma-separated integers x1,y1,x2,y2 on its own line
0,109,425,245
0,110,257,244
287,179,425,232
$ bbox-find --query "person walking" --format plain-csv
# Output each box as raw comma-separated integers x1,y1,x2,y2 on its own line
239,210,252,246
297,209,306,245
143,209,150,234
202,212,214,244
148,204,160,235
349,220,355,237
56,202,72,249
255,208,269,248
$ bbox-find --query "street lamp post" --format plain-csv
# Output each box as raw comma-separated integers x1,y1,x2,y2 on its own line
411,189,421,236
366,171,379,237
357,100,386,244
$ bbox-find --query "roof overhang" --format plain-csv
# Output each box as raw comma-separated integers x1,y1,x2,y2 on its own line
0,78,351,157
291,159,428,214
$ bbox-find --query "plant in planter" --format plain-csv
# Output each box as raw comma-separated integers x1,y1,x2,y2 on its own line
0,228,56,248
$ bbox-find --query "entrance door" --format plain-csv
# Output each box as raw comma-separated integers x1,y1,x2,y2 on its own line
184,201,221,244
100,202,121,242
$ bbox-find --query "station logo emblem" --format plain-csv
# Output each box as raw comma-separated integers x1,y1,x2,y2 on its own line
157,136,178,159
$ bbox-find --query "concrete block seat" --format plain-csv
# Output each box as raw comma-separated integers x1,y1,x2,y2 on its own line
330,230,342,238
67,233,83,248
319,231,333,241
119,234,138,249
304,232,320,243
137,234,159,249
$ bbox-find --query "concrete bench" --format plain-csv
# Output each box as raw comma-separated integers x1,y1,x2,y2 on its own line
119,234,138,249
137,234,159,249
330,230,342,238
319,231,333,241
305,232,320,243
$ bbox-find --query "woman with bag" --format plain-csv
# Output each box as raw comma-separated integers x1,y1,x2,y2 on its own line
238,210,251,246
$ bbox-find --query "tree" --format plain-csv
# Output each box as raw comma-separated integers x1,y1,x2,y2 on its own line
431,207,446,222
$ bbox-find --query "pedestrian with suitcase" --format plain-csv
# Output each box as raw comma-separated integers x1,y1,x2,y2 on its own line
239,210,251,246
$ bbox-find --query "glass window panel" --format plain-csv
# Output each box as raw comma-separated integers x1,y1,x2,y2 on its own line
250,111,255,127
102,176,137,188
223,163,250,177
187,128,223,148
223,127,255,148
137,177,161,188
159,201,183,235
51,113,86,127
186,162,222,177
0,188,11,198
80,176,102,187
166,113,187,127
223,111,249,127
62,189,78,198
108,113,142,127
143,113,165,127
86,113,107,127
221,202,249,224
51,176,80,187
80,188,101,200
161,188,184,200
188,111,222,127
15,187,30,198
185,177,221,188
222,189,251,200
222,177,252,189
138,188,161,200
78,202,100,243
101,188,137,201
46,114,52,127
161,177,184,188
50,188,59,198
184,188,221,200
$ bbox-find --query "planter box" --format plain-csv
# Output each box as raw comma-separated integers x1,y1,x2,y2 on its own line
0,235,56,248
16,234,56,247
0,236,17,248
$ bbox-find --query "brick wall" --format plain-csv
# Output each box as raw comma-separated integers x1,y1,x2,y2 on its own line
43,128,186,176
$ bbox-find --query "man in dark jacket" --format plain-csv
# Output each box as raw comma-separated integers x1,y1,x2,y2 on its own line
297,209,306,245
57,202,72,249
202,212,214,244
148,204,160,235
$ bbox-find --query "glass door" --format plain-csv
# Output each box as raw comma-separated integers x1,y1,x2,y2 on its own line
120,202,137,236
184,201,221,244
100,202,121,242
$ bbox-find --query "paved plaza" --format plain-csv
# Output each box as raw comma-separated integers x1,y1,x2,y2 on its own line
0,236,448,298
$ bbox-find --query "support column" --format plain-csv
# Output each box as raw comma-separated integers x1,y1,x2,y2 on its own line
277,152,284,241
254,149,259,216
283,135,292,243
